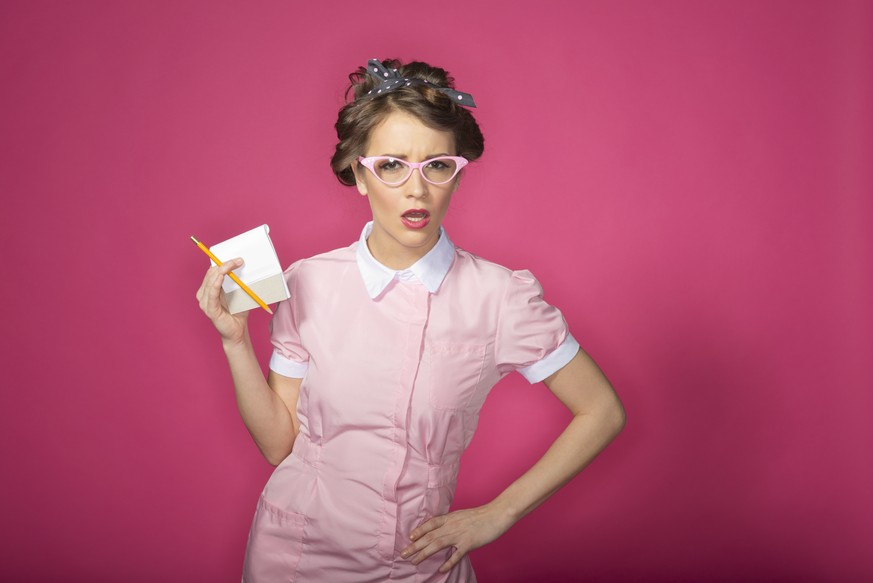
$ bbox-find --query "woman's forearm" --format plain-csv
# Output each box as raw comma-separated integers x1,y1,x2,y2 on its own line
223,331,295,465
488,395,626,525
401,389,625,570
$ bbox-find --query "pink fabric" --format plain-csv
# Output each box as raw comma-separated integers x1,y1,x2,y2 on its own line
243,240,572,582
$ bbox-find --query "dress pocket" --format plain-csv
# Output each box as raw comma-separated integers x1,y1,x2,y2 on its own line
423,342,487,411
242,494,307,583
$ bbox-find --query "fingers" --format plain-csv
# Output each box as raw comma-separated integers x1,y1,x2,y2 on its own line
401,515,468,570
404,533,467,571
214,258,244,279
400,505,507,572
196,258,244,318
438,546,464,574
409,515,444,542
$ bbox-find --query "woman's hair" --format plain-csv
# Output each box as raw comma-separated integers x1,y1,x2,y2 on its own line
330,59,485,187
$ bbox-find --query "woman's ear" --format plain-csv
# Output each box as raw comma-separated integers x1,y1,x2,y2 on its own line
352,163,368,196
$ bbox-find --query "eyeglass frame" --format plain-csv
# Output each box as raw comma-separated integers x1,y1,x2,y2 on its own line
356,155,469,186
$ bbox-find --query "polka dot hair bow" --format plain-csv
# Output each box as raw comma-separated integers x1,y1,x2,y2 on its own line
360,58,477,108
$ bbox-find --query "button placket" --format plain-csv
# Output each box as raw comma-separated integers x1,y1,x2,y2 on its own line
377,282,430,561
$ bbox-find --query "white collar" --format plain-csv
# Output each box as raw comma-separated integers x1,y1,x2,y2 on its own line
355,221,455,299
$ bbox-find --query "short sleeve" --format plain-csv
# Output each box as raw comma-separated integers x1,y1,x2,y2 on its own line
268,260,310,378
495,270,580,384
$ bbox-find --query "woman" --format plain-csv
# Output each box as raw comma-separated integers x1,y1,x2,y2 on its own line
196,58,626,582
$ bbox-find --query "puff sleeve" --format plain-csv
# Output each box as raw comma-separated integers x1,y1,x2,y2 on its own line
268,260,309,378
495,270,580,383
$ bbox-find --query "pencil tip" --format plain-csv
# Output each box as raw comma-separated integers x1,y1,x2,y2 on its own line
190,235,198,243
266,307,274,314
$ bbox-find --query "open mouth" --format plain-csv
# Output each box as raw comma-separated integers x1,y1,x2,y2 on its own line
402,209,430,222
401,209,431,229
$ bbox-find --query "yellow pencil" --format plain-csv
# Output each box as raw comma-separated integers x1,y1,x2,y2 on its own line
190,235,273,314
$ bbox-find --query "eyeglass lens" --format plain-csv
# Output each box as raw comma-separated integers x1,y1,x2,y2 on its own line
375,158,459,184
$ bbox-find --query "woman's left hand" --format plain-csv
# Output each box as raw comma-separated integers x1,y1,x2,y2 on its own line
400,503,514,573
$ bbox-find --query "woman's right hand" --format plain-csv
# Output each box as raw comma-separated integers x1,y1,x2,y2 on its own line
196,258,250,346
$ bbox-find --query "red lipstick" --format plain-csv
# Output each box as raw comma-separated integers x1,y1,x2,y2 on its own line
401,208,430,230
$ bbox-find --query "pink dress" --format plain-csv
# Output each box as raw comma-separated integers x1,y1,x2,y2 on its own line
242,223,579,582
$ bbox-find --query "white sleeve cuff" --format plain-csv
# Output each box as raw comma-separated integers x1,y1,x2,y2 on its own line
517,333,581,384
269,350,309,379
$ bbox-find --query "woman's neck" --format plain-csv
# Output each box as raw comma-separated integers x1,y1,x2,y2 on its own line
366,228,440,271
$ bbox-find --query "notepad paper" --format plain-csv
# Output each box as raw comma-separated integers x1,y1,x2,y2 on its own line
209,225,290,314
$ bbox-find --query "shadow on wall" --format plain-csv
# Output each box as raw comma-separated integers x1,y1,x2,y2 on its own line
470,303,828,582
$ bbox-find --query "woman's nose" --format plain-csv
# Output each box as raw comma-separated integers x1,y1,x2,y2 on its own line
405,167,429,198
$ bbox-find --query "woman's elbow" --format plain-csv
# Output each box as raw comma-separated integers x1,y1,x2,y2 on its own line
265,448,292,467
605,394,627,437
614,402,627,434
263,439,296,466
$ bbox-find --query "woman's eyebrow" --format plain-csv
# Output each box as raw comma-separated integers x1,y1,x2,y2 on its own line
378,152,451,159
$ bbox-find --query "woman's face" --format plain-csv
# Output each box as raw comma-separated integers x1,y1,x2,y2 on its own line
352,110,459,270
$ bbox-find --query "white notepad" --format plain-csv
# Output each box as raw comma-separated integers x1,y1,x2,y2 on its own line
209,225,290,314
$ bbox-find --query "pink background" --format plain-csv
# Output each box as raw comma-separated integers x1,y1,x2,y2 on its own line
1,1,871,581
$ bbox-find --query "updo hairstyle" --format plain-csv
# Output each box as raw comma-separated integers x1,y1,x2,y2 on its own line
330,59,485,187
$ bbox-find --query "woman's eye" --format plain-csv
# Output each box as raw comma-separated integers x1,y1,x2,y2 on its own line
427,160,449,170
378,159,404,172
